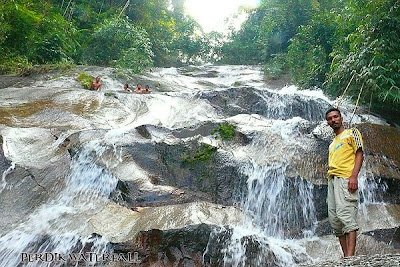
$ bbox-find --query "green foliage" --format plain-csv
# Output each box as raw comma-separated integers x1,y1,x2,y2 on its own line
0,56,74,75
326,0,400,105
181,144,217,163
0,56,32,75
218,0,315,64
0,0,210,73
116,44,154,74
82,18,153,72
76,72,93,89
0,1,77,66
212,123,236,141
287,10,337,88
263,53,288,80
218,9,265,64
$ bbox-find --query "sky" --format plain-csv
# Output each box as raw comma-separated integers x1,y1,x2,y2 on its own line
184,0,260,33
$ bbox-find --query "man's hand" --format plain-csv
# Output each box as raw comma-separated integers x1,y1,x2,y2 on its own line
348,175,358,193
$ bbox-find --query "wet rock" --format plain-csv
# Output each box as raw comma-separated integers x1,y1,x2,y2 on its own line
171,122,219,139
312,184,329,221
0,135,8,174
112,180,210,208
0,160,69,235
111,223,306,267
135,125,151,139
364,227,400,249
0,73,53,89
154,140,246,205
199,87,329,122
88,203,242,243
179,66,219,78
116,138,246,206
292,137,330,184
315,218,332,236
204,227,310,266
112,223,213,267
358,123,400,181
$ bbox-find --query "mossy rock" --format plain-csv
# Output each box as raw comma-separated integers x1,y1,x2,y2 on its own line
76,72,93,89
232,81,241,86
212,123,236,140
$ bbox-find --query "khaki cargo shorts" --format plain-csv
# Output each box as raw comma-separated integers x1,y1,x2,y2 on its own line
327,176,359,236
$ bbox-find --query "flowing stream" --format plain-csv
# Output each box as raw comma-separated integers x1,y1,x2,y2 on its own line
0,65,398,266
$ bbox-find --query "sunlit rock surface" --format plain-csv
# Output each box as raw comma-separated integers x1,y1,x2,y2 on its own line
89,202,243,243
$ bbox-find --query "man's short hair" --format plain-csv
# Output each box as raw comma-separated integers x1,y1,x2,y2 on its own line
325,107,341,119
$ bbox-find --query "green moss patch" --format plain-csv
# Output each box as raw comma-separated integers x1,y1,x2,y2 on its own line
76,72,93,89
181,144,217,164
212,123,236,140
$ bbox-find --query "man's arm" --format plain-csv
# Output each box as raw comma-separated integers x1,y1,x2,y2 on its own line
348,148,364,192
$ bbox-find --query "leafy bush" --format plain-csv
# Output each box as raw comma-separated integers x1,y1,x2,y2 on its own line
212,123,236,140
2,3,76,64
0,56,32,74
82,18,153,73
76,72,93,89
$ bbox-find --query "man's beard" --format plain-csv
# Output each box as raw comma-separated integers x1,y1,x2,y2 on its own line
331,122,341,130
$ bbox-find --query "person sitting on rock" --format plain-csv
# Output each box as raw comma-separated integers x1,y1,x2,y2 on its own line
123,83,132,92
143,85,151,94
90,76,102,91
134,83,142,94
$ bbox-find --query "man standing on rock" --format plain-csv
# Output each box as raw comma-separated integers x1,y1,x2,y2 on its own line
325,107,364,257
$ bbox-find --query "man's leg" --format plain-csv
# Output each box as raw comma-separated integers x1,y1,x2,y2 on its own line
346,231,357,256
328,178,345,255
335,178,359,257
338,235,348,257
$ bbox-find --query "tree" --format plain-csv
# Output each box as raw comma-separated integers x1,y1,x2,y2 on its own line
81,17,153,73
327,0,400,110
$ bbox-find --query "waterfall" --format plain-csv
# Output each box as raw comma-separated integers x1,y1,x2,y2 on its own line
0,141,118,266
219,153,317,266
241,162,316,239
0,65,397,266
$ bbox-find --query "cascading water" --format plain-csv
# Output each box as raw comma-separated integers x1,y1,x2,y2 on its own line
215,118,319,266
0,140,118,266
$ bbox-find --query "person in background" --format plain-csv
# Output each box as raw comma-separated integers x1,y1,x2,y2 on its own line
325,107,364,258
143,85,151,94
134,83,142,94
90,76,102,91
123,83,132,92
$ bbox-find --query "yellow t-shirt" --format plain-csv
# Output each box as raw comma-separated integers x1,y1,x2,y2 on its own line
328,128,363,179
